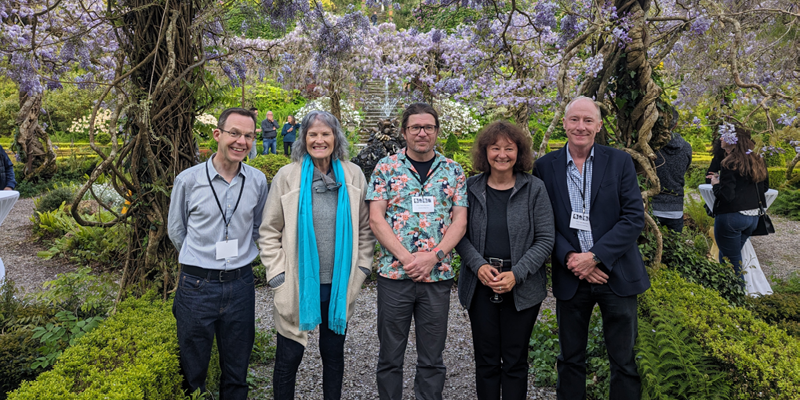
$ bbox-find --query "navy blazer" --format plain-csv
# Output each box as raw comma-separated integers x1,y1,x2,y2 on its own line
533,144,650,300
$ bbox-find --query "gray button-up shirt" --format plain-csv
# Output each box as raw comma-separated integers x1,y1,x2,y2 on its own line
566,145,595,253
168,157,269,270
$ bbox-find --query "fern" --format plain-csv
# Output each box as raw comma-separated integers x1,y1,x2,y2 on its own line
638,310,733,400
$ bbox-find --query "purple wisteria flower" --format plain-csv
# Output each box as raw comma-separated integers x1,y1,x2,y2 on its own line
691,16,712,35
718,122,737,145
777,113,797,126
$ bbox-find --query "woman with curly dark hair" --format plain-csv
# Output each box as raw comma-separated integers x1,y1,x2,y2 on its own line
706,124,769,285
455,121,554,399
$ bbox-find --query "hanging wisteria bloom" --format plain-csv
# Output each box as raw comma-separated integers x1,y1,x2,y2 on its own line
718,122,737,145
777,113,797,126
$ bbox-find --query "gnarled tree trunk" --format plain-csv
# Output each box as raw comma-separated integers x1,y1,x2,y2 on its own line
15,92,57,181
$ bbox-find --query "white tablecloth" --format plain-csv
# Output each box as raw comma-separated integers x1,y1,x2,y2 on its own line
698,184,776,297
0,190,20,282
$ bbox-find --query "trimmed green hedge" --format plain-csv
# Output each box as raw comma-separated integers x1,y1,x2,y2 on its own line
769,167,787,188
8,292,184,400
641,269,800,399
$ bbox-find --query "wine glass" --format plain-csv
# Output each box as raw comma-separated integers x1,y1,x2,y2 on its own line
489,264,503,304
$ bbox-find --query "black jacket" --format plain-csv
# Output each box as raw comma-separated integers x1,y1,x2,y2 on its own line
712,162,769,215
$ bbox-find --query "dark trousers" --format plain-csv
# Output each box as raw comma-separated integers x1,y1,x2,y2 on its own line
715,212,758,284
283,141,293,156
273,301,346,400
376,276,452,400
172,267,255,400
656,216,684,233
468,283,541,400
556,280,640,400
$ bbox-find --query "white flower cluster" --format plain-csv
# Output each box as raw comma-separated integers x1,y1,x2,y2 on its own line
434,98,481,139
295,98,363,129
195,113,218,127
68,108,114,135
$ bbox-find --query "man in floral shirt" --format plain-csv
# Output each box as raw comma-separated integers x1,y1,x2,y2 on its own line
367,102,468,400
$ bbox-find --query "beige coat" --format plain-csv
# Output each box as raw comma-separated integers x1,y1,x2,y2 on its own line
259,161,375,346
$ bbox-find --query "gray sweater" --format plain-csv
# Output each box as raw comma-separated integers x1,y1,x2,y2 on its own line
455,173,555,311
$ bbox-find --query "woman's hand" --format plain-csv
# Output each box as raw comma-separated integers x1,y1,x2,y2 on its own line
488,272,516,294
706,172,720,185
477,264,498,287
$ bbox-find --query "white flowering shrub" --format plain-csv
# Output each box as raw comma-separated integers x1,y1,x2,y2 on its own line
194,113,218,138
295,97,363,130
68,109,114,142
433,98,480,139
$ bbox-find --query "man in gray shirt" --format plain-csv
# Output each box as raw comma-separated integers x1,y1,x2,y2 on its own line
261,110,280,155
168,107,269,399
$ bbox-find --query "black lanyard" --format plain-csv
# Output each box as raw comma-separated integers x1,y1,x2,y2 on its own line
568,161,588,213
205,160,245,240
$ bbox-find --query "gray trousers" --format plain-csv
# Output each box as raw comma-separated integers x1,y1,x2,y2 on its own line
376,276,452,400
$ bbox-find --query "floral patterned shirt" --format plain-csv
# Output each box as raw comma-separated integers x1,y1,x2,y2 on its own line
366,149,468,282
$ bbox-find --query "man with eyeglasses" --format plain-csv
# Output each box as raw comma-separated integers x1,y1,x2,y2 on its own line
367,102,468,400
168,107,269,399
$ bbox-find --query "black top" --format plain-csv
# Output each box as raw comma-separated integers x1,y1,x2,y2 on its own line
409,156,436,185
712,162,769,214
484,186,512,260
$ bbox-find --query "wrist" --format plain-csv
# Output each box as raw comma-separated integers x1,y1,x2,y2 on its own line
433,247,445,261
591,252,601,265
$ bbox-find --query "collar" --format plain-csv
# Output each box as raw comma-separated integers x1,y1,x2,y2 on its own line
207,154,247,181
398,148,444,165
566,144,595,167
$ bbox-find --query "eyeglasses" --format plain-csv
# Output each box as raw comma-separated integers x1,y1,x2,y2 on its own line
221,129,256,142
406,125,438,135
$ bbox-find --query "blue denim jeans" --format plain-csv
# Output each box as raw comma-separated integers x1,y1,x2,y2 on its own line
263,138,277,155
556,280,640,400
172,266,255,400
714,212,758,283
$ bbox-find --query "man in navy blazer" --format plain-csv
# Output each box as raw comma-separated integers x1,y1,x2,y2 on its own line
533,96,650,400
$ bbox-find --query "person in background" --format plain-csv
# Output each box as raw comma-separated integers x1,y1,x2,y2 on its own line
0,144,16,190
367,102,468,400
168,108,269,399
262,111,280,155
249,107,260,160
533,96,649,400
652,107,692,232
371,11,378,26
455,121,554,399
706,124,769,285
259,110,375,400
281,115,300,156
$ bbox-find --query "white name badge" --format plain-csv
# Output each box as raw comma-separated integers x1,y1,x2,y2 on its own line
412,196,435,213
216,239,239,260
569,211,592,231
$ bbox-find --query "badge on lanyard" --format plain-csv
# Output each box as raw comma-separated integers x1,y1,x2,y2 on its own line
216,239,239,260
206,160,245,260
569,211,592,231
412,196,435,213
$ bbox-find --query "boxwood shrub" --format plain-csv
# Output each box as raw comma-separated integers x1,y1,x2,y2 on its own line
641,269,800,399
8,292,185,400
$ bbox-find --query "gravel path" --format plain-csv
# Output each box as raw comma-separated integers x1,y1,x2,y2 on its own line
0,197,77,295
253,283,557,399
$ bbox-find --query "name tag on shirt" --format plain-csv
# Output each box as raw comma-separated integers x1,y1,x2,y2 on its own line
570,212,592,231
412,196,435,213
216,239,239,260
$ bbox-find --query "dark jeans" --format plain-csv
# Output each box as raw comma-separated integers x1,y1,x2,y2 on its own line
715,212,758,284
656,216,684,233
172,266,255,400
283,141,293,156
263,138,277,154
273,301,346,400
556,280,640,400
376,276,452,400
468,283,541,400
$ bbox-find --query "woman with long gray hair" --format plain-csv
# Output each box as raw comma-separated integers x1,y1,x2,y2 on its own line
258,110,375,399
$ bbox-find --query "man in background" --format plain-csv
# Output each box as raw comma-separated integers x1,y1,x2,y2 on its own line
261,111,280,155
0,144,16,190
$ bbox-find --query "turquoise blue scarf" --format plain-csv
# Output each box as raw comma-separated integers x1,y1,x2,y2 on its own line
298,154,353,334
